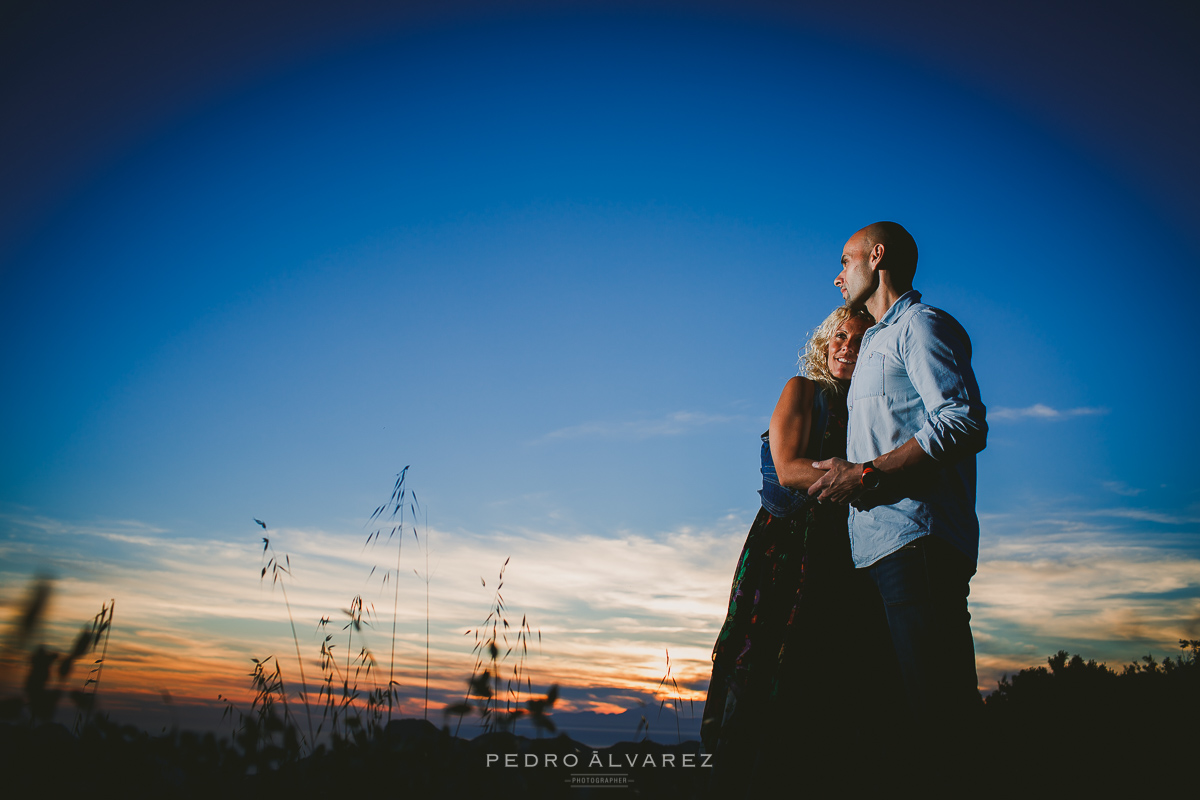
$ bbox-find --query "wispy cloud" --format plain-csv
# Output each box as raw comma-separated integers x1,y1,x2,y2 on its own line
538,411,747,441
989,403,1108,421
1085,508,1200,525
0,509,753,720
973,537,1200,649
1102,481,1143,497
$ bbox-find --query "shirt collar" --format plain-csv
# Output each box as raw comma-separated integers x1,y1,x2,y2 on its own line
875,289,922,328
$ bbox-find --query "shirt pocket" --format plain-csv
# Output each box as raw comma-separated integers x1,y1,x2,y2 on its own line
851,350,885,400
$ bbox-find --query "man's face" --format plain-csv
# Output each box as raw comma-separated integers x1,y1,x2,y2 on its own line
834,231,876,309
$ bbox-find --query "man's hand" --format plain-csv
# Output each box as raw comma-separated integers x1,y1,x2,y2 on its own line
807,457,863,504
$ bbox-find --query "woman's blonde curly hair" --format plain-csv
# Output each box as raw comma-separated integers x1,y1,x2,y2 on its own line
801,305,875,396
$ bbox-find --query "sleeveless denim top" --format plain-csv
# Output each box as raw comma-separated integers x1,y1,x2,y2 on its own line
758,386,847,518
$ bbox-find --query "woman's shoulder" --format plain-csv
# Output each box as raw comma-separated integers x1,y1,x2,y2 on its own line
777,375,817,406
782,374,817,392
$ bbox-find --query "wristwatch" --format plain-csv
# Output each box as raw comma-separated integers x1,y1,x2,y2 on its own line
861,461,885,492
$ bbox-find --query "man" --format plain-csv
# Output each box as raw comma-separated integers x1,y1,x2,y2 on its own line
807,221,987,720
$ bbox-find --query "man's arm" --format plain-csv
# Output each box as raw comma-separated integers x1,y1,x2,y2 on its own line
808,308,986,502
902,308,987,462
807,438,930,503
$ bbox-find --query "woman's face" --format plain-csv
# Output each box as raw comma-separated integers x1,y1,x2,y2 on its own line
827,316,870,381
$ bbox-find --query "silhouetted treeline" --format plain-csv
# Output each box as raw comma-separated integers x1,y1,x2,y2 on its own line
970,640,1200,793
986,639,1200,722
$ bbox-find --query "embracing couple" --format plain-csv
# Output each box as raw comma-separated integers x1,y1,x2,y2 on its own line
701,222,988,790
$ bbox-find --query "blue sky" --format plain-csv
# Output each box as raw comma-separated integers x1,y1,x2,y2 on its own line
1,2,1197,742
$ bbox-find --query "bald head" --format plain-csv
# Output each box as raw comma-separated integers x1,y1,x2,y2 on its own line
858,221,918,289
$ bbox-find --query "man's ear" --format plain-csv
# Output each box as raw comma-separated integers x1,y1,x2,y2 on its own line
869,242,885,269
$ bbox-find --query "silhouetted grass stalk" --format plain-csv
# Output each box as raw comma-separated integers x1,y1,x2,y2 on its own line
72,598,115,731
260,537,315,750
456,558,542,736
86,599,114,703
366,466,409,723
657,648,693,744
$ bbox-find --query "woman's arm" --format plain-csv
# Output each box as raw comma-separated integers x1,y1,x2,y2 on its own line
768,376,827,492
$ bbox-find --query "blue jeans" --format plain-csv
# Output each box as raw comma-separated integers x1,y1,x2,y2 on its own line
869,535,981,720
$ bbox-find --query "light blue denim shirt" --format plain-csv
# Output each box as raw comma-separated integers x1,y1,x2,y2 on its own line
846,290,987,568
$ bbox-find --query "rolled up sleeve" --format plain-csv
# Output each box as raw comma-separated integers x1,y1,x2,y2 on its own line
902,308,987,461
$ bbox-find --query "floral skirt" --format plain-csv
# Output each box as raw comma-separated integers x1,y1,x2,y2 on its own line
701,501,873,760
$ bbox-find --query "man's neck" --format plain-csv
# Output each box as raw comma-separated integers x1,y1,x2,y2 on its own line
866,284,910,323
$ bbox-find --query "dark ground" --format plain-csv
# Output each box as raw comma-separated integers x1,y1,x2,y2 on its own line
3,643,1197,798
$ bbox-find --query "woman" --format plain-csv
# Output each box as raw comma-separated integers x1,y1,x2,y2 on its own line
701,304,878,790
